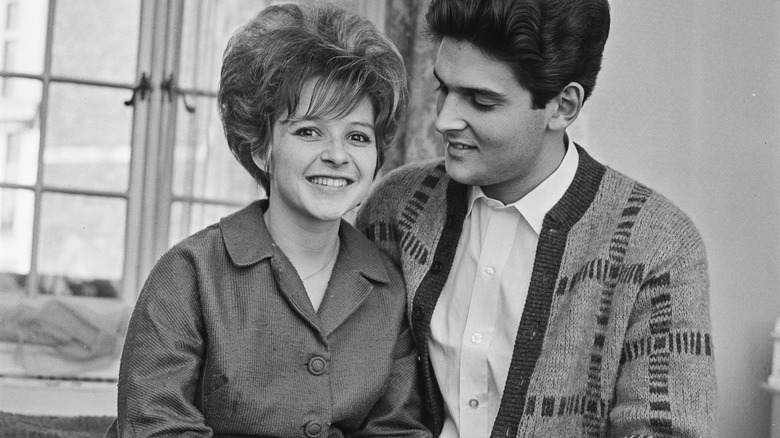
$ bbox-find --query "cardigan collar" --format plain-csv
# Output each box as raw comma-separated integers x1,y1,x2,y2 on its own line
464,138,579,235
447,144,606,233
544,144,607,231
219,199,390,284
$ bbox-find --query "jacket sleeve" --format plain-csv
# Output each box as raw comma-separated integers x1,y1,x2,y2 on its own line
610,234,717,438
117,248,212,437
349,317,431,438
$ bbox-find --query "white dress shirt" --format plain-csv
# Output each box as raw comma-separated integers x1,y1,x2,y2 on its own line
429,140,579,438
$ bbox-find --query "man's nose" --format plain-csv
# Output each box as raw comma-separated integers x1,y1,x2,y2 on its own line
434,93,467,133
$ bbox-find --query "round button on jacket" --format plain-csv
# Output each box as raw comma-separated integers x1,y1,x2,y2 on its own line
307,356,327,375
304,420,324,437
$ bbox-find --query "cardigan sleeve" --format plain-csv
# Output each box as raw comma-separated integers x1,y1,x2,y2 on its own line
349,317,431,438
117,247,212,437
355,169,406,266
610,234,716,438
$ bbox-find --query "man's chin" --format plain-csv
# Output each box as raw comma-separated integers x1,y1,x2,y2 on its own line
443,158,485,186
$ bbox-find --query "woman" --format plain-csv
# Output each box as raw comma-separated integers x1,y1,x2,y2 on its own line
116,3,428,437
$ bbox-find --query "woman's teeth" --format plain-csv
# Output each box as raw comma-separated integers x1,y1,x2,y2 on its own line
309,177,349,187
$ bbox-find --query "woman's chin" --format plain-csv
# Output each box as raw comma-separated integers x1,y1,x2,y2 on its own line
301,192,366,223
304,203,357,223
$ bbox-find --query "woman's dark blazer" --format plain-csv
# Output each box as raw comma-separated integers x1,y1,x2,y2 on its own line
117,201,429,438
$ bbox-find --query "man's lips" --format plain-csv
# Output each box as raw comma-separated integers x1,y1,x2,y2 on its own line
448,142,476,150
446,140,478,153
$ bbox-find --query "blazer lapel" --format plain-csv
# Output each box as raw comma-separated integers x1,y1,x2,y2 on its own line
317,221,390,337
317,258,374,337
220,201,326,341
269,252,325,342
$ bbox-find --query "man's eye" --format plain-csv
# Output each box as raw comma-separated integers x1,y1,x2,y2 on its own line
472,97,497,111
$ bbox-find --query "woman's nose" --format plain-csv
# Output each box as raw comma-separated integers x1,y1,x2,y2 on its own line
321,138,349,166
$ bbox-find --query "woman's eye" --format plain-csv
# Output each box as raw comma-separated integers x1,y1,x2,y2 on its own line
348,133,372,143
293,127,319,137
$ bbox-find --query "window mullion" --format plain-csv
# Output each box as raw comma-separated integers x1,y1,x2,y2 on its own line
122,0,156,304
26,0,57,297
124,0,171,302
150,0,184,263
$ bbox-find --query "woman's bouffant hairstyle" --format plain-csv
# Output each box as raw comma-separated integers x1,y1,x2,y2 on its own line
218,2,408,193
425,0,610,109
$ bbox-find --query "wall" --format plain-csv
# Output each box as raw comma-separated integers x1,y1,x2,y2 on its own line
575,2,780,436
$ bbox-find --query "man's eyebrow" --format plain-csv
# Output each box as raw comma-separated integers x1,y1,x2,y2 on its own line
433,69,506,99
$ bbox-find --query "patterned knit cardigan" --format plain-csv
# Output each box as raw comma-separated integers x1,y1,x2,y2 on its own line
355,146,716,438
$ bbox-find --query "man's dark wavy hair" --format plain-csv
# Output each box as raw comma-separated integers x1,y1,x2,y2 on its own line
425,0,610,109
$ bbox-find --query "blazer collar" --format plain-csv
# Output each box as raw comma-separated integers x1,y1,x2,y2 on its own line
219,200,275,267
219,200,389,284
335,220,390,284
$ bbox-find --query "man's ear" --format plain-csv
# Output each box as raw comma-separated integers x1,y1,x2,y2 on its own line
547,82,584,131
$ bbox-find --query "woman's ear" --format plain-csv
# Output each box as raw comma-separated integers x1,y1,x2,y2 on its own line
251,153,267,172
251,146,272,174
547,82,584,131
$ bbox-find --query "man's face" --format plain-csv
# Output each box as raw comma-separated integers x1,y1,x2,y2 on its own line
433,37,562,204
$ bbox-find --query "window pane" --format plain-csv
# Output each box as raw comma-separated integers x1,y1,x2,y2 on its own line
179,0,267,92
51,0,140,83
169,201,241,247
0,187,34,295
178,1,379,92
44,84,132,192
5,3,19,31
37,193,124,298
0,0,48,75
173,94,260,203
0,78,41,186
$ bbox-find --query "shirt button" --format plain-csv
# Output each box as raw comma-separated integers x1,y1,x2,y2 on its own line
471,333,483,344
483,266,495,277
468,398,479,408
307,356,327,375
304,420,324,437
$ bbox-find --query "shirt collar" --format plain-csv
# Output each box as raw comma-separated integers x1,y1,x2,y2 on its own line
466,135,579,235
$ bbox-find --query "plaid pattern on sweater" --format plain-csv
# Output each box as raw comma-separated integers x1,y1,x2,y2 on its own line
356,146,716,438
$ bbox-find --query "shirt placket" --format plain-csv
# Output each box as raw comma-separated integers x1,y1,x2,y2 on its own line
459,204,518,436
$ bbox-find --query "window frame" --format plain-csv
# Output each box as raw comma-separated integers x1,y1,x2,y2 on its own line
0,0,387,385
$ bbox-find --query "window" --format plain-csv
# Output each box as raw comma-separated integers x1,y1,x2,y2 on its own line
4,2,17,31
0,0,386,382
0,133,19,232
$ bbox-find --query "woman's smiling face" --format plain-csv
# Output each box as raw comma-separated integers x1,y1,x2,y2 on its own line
258,78,378,225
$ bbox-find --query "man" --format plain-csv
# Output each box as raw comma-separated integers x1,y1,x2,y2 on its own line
356,0,716,437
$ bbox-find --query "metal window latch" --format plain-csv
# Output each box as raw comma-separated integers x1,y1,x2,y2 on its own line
124,72,152,107
160,73,196,113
